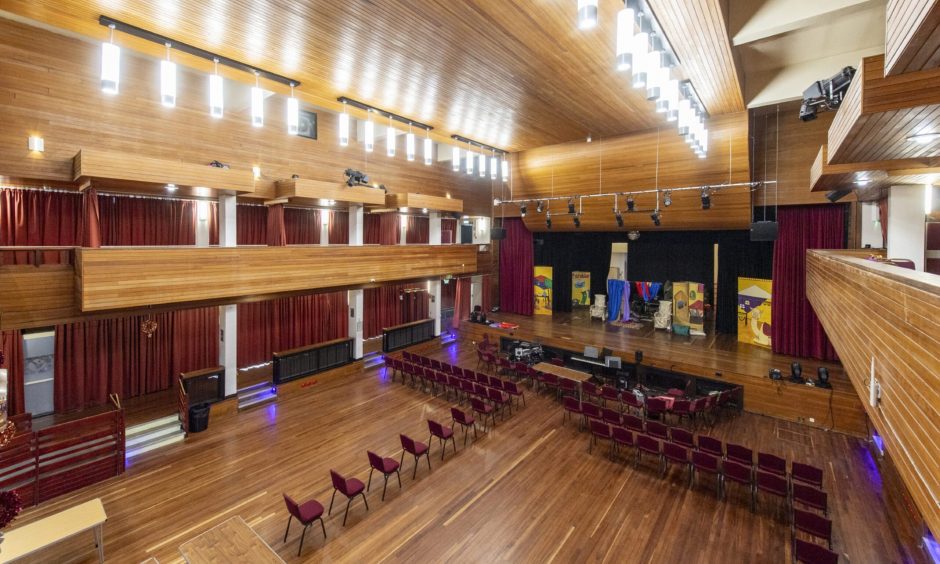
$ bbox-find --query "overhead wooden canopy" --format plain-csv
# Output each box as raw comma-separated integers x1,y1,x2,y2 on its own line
885,0,940,75
2,0,745,150
385,193,464,214
810,145,940,199
275,179,387,207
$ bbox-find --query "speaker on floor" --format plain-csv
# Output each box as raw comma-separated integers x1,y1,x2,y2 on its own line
635,350,643,363
491,227,506,240
750,221,779,242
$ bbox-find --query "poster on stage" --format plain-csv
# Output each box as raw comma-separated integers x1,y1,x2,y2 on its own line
533,266,553,315
688,283,705,336
737,278,773,348
572,271,591,306
672,281,690,335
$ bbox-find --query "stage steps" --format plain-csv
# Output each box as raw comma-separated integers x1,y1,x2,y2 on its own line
362,351,384,370
125,414,184,459
238,381,278,411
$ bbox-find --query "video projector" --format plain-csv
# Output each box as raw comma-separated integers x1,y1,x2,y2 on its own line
799,66,856,122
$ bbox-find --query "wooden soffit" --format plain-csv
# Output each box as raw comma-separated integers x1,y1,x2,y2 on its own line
810,145,940,199
885,0,940,76
275,179,387,207
385,193,464,214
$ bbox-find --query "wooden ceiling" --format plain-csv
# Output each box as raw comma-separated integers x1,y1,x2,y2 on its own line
0,0,744,151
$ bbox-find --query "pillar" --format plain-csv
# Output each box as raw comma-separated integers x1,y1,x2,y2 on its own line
470,274,483,311
195,201,210,247
320,211,330,246
348,204,365,357
217,194,237,395
399,213,408,245
348,204,364,246
429,212,442,245
429,280,442,336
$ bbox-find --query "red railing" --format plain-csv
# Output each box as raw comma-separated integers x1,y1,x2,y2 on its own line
0,407,125,507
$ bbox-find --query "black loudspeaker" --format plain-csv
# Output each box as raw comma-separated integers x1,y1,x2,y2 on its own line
635,351,643,363
750,221,779,241
816,367,831,388
491,228,506,240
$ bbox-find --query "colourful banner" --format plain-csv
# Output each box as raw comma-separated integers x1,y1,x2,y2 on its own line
688,283,705,336
572,271,591,306
737,277,772,348
672,281,690,335
534,266,553,315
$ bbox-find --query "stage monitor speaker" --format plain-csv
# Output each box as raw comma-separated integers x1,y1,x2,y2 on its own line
750,221,778,242
635,350,643,363
826,189,852,203
491,228,506,240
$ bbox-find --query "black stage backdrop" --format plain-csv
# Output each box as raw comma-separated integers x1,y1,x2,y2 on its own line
533,230,772,334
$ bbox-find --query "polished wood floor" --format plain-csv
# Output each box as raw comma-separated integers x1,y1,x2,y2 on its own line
9,341,924,563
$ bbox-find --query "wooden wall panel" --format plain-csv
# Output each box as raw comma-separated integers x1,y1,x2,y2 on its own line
0,266,79,329
508,111,751,231
76,245,479,311
0,18,494,215
885,0,940,75
806,250,940,537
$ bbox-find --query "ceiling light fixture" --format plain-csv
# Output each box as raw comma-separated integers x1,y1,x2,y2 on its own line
490,153,499,180
250,72,264,127
701,188,711,209
627,197,635,212
631,30,649,88
568,198,576,214
364,111,375,152
386,116,396,157
651,210,661,226
287,83,300,136
615,7,635,71
520,204,527,217
406,125,416,162
27,136,44,152
424,129,433,165
209,58,224,118
165,183,177,192
577,0,599,30
536,200,544,213
337,100,349,145
160,42,176,107
100,24,120,94
663,191,672,207
501,158,510,183
908,132,940,144
252,165,261,180
466,143,474,175
479,152,487,178
573,214,581,228
452,146,461,172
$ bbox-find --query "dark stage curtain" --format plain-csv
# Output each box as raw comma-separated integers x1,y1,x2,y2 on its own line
238,205,267,245
1,331,25,416
98,195,196,245
441,218,457,244
0,188,83,264
82,188,101,248
363,284,428,339
54,307,218,412
441,280,457,310
715,232,774,334
285,208,321,245
365,213,400,245
328,211,349,244
236,292,348,367
406,216,429,244
266,204,287,246
498,218,534,315
771,205,845,360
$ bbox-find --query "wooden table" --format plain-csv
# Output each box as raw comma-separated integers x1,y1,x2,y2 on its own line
179,516,284,564
533,362,592,399
0,498,106,563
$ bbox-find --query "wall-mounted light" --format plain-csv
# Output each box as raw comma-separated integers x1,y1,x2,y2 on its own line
520,204,527,217
568,198,576,214
615,210,624,227
701,188,711,209
546,213,552,229
164,183,177,192
536,200,544,213
663,191,672,207
573,214,581,228
100,24,121,94
160,43,176,107
250,72,264,127
337,101,349,145
209,58,224,118
252,165,261,180
627,197,635,212
27,136,44,152
577,0,599,30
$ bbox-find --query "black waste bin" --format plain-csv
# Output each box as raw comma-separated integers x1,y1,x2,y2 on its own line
188,402,210,433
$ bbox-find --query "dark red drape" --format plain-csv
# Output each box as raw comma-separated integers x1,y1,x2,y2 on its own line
285,208,321,245
208,201,220,246
498,218,534,315
266,204,287,246
54,307,218,412
0,331,25,416
0,188,82,264
482,275,492,313
328,211,349,244
877,197,888,247
441,218,457,244
81,188,101,248
98,195,196,245
238,205,267,245
406,216,430,244
441,280,456,310
452,278,471,329
237,292,348,367
363,284,428,339
771,205,845,361
365,213,400,245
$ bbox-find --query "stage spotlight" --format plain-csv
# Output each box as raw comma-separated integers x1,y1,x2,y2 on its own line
650,210,661,226
816,367,831,388
614,210,624,227
663,191,672,207
627,197,635,212
536,200,544,213
790,362,804,383
573,214,581,228
567,198,576,214
546,214,552,229
701,188,711,209
520,204,527,217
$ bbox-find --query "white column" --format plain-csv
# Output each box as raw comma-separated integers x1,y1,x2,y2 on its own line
195,201,210,247
348,205,364,246
429,212,442,245
218,194,237,247
399,213,408,245
319,211,330,246
217,194,237,394
348,289,364,359
457,218,466,244
470,274,483,311
887,185,926,270
429,280,442,336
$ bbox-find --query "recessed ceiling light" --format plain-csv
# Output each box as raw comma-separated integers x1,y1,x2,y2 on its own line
857,179,870,186
907,132,940,144
165,183,177,192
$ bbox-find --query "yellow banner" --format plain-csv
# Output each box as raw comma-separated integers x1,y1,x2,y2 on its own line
738,277,772,348
572,271,591,306
534,266,553,315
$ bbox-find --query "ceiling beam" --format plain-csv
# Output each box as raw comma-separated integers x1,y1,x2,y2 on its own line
731,0,883,45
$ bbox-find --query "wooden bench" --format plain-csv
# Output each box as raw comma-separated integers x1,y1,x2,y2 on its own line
0,498,107,563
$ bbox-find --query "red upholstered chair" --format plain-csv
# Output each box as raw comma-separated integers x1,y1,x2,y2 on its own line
487,387,513,418
793,483,828,516
367,450,402,501
481,352,496,372
662,442,690,481
611,426,635,460
488,375,503,390
696,435,724,458
666,388,685,397
636,434,662,471
399,434,432,479
540,373,560,396
497,356,513,376
563,396,585,430
475,372,490,385
601,386,621,411
793,508,833,550
645,397,667,421
602,407,622,426
283,494,326,556
582,381,601,404
690,451,721,498
726,443,754,468
623,414,644,434
550,357,564,366
473,382,489,400
671,399,693,427
792,462,824,490
670,428,695,450
582,402,602,423
646,420,670,442
427,419,457,460
621,391,643,415
471,397,497,431
793,538,839,564
588,419,612,457
402,351,413,362
722,460,754,508
558,378,579,400
451,407,477,445
462,367,475,380
328,469,369,526
460,380,476,403
430,359,442,371
504,380,526,408
754,470,789,514
758,452,788,478
447,376,463,402
512,361,529,381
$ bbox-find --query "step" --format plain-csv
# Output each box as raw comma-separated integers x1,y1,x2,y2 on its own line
237,381,273,396
126,423,183,448
362,352,384,370
125,414,180,438
238,383,277,411
126,432,185,459
238,393,277,411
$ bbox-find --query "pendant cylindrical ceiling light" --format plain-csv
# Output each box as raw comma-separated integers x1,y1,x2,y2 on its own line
452,146,460,171
658,79,678,115
478,152,487,178
677,99,692,136
577,0,599,30
364,111,375,152
630,31,649,88
615,8,635,71
406,128,416,162
501,158,510,182
490,154,498,180
160,43,176,107
424,130,433,165
250,73,264,127
209,58,224,118
645,50,664,100
466,144,474,175
386,117,396,157
100,24,121,94
337,101,348,144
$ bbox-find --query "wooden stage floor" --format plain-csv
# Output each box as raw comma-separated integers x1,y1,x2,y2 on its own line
9,342,924,563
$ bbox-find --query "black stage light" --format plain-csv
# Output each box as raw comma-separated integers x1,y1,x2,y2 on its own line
790,362,804,383
536,200,544,213
816,367,831,388
627,197,635,212
520,204,527,217
663,191,672,207
567,199,576,214
573,214,581,228
701,189,711,210
615,210,624,227
769,368,782,380
546,215,552,229
651,210,661,226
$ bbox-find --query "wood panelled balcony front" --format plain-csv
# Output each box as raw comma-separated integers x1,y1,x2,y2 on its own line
0,245,477,329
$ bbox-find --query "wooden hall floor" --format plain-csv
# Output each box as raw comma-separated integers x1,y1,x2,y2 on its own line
9,343,923,563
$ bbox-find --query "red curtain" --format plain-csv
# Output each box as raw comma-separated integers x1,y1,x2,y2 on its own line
237,292,348,367
771,205,845,361
266,204,287,246
482,275,492,313
406,216,430,244
363,284,428,338
0,188,83,264
878,197,888,247
328,211,349,244
441,218,457,244
98,195,196,245
452,278,471,329
498,218,534,315
0,331,25,416
238,205,267,245
82,188,101,248
54,307,218,412
285,208,321,245
365,213,400,245
441,280,456,310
